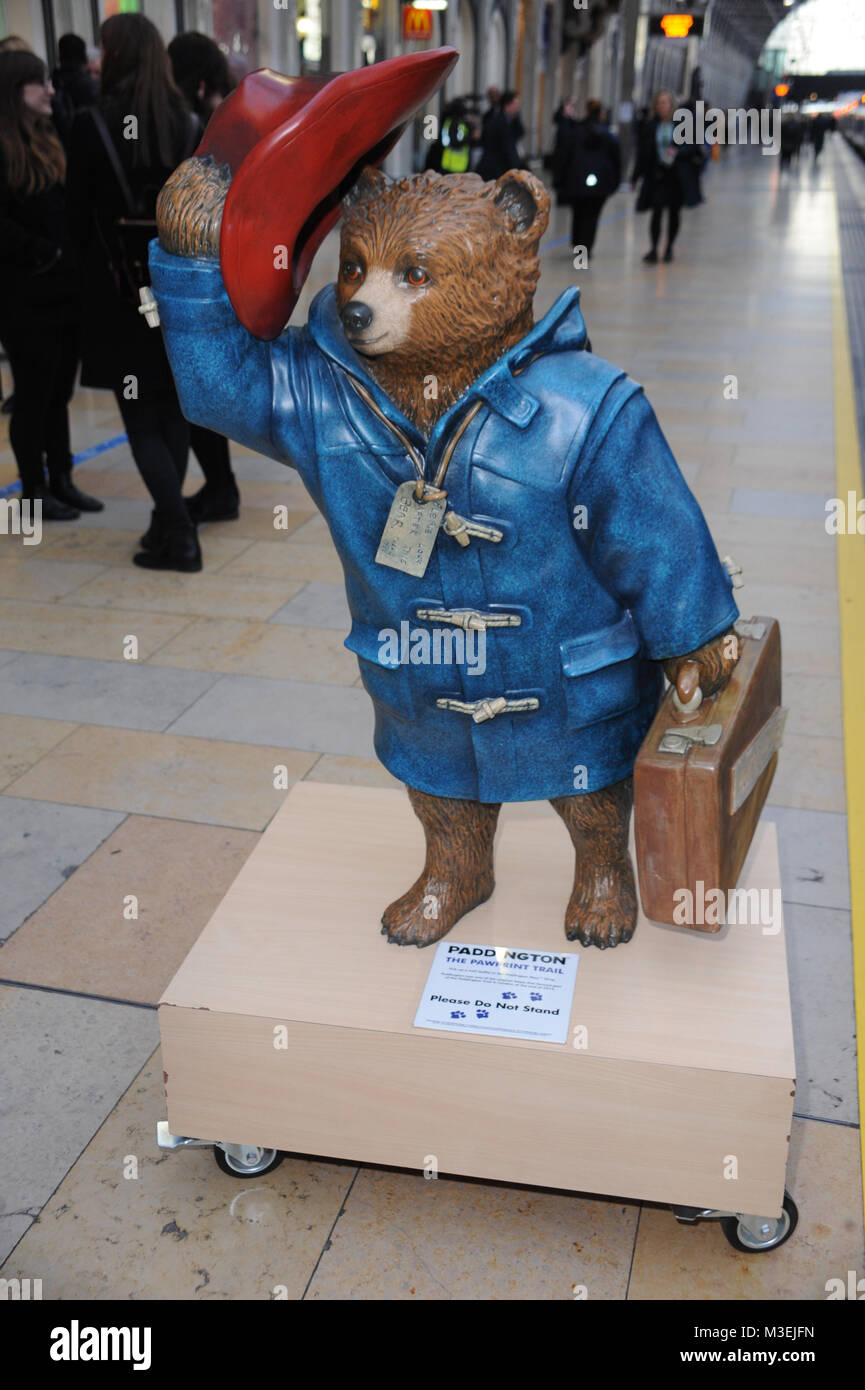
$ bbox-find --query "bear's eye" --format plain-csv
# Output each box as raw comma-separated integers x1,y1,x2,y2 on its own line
405,266,429,287
342,261,363,282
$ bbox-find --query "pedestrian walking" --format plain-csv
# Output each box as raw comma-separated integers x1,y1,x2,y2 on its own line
555,99,621,260
633,90,704,263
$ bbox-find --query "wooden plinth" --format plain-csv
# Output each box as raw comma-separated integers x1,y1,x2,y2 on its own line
159,783,795,1215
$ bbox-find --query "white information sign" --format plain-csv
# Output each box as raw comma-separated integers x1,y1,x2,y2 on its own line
414,941,579,1044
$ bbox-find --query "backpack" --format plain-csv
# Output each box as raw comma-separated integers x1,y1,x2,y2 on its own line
90,107,198,306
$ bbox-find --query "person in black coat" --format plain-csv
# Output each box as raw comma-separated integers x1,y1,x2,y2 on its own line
554,99,621,259
167,30,240,525
51,33,97,148
477,91,524,180
0,50,102,519
633,90,704,263
66,13,202,571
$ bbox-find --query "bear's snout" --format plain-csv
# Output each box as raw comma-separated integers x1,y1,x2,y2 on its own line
342,301,374,334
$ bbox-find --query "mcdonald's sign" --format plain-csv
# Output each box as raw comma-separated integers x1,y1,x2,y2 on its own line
403,5,433,40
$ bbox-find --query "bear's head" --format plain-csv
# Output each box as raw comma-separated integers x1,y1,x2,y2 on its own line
336,167,550,433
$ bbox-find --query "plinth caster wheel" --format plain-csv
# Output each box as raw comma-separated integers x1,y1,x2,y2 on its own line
214,1144,283,1178
720,1191,798,1253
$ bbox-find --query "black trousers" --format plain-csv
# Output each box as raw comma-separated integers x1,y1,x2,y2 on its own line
189,423,235,491
649,203,681,251
571,197,605,257
0,316,79,497
115,388,190,528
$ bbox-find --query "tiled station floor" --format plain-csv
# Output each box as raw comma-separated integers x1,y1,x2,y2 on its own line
0,138,862,1300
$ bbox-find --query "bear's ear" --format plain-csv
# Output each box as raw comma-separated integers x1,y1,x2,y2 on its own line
342,164,390,213
489,170,550,242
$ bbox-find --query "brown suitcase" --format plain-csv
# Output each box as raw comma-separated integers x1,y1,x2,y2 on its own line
633,616,786,930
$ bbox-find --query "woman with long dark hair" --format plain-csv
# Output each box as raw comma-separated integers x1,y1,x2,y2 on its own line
633,90,704,263
66,12,201,570
0,50,102,518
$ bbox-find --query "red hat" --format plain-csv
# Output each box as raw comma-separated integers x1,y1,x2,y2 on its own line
196,48,458,340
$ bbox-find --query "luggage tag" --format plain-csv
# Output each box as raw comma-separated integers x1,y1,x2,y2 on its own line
375,481,448,577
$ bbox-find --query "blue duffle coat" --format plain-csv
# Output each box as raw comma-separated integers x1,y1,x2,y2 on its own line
149,243,738,803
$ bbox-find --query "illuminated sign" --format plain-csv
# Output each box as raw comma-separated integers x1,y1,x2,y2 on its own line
649,13,703,37
661,13,693,37
775,83,790,97
403,4,433,39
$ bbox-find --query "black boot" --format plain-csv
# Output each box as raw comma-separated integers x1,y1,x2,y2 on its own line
25,489,80,521
49,472,104,513
133,521,202,573
139,510,161,552
185,482,240,524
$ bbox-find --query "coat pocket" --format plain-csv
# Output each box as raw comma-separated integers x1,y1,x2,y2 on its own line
559,611,642,730
344,620,416,721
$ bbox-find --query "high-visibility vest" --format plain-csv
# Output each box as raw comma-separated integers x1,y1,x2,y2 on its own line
441,118,471,173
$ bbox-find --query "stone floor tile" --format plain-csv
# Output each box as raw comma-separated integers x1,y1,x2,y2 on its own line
761,807,850,912
784,902,859,1124
196,507,310,544
730,489,832,520
708,542,837,591
0,796,125,941
58,569,297,620
0,601,190,662
0,714,78,791
269,581,352,632
0,985,158,1265
304,753,403,789
0,1054,355,1299
32,526,254,573
0,816,259,1005
782,673,844,738
0,559,106,602
738,583,839,627
71,467,149,500
0,652,217,729
219,541,344,584
3,725,315,830
627,1118,863,1300
149,618,357,683
168,673,374,757
768,734,846,814
307,1166,639,1301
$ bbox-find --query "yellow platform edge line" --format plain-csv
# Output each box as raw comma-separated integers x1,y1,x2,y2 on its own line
831,259,865,1233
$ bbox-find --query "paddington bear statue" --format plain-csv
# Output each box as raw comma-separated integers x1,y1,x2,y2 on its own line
148,48,740,950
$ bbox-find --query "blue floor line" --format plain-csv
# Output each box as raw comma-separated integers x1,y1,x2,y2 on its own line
0,432,128,500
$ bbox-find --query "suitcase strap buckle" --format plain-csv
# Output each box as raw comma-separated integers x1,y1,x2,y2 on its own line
658,723,723,754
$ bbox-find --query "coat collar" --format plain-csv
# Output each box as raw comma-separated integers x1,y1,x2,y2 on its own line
307,284,588,451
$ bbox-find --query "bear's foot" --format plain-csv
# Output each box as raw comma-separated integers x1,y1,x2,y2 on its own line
564,857,637,949
381,871,495,947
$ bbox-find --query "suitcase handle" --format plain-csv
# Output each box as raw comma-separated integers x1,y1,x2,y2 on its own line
671,660,703,719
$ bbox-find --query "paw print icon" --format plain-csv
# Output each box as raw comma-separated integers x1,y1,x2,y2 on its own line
450,1010,466,1019
530,992,542,1001
476,1009,489,1019
502,991,517,1000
